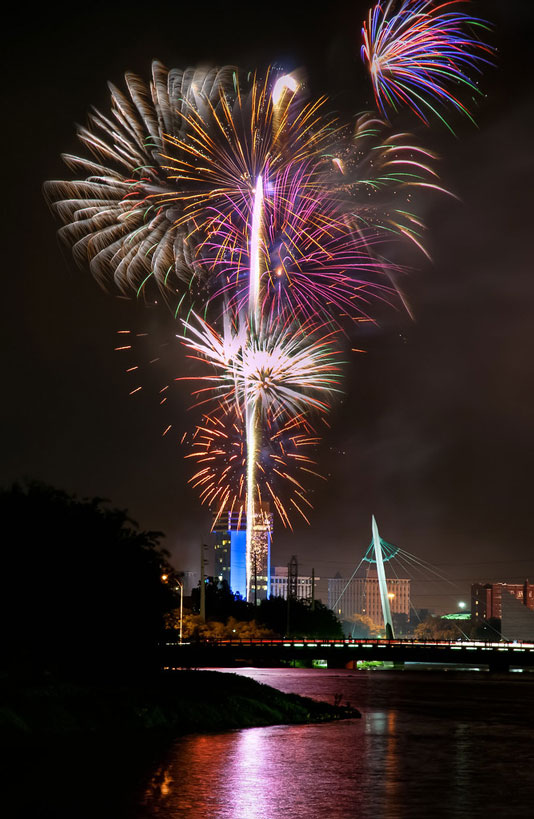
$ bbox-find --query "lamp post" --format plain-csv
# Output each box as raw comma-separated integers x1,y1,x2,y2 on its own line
162,573,184,644
175,579,184,644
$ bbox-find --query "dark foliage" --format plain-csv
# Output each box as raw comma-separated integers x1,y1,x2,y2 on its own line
189,577,343,638
1,671,359,745
257,597,344,639
0,481,177,679
191,578,254,623
469,617,502,640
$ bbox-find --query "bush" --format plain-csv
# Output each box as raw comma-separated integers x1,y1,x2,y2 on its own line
0,481,177,679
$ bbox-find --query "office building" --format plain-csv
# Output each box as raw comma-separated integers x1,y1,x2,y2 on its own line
212,502,272,602
249,503,273,602
328,566,410,631
471,581,534,621
271,566,318,600
472,580,534,640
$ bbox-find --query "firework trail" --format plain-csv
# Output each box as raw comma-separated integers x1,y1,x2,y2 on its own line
245,174,264,597
44,64,335,314
185,405,324,530
46,34,491,601
362,0,493,131
114,325,329,530
197,112,445,325
45,63,441,320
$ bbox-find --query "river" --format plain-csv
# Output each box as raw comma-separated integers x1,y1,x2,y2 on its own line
7,668,534,818
136,667,534,818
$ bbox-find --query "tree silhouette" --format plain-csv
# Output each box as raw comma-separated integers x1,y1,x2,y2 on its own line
257,597,343,639
413,615,460,641
0,481,177,679
191,578,254,623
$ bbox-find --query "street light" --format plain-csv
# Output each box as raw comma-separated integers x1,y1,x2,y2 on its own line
175,579,184,644
161,573,184,644
458,601,466,610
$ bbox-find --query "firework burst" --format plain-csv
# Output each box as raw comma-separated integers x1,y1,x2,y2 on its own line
44,63,334,309
152,66,336,240
44,63,237,302
197,111,445,323
362,0,493,131
178,311,345,420
186,405,324,528
45,62,443,321
45,36,493,602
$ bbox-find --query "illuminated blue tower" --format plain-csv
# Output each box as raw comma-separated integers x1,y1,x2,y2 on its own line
213,510,247,599
213,503,272,601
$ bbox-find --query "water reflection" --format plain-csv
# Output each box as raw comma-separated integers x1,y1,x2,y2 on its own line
144,764,174,800
136,669,534,819
140,723,367,818
227,729,272,818
452,723,473,817
385,711,400,811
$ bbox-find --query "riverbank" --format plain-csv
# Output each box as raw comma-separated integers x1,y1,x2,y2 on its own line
0,670,360,743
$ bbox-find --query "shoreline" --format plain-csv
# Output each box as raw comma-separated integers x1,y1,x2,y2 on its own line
1,669,360,744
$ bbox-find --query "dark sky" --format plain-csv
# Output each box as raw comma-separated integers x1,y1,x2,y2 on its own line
3,1,534,612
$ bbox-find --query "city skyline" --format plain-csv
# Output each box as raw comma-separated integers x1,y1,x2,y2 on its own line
3,0,534,613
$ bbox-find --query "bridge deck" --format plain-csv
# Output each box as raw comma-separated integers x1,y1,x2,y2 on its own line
161,638,534,671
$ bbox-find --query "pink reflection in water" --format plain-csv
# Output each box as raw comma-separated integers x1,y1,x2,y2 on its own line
140,721,370,819
138,668,534,818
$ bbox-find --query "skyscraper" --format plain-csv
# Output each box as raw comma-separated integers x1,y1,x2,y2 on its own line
212,502,272,602
249,502,272,603
213,510,247,599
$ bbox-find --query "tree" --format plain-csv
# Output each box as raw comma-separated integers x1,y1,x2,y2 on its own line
413,615,460,641
164,611,275,640
468,617,502,641
257,597,344,639
190,578,254,622
0,481,178,679
184,578,343,639
392,612,410,637
346,614,381,639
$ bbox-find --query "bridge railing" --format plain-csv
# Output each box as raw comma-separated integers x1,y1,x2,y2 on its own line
163,637,534,650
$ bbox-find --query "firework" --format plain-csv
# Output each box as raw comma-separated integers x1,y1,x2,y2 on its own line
362,0,493,130
113,318,337,520
178,311,344,420
46,47,482,604
46,61,443,321
185,405,323,529
152,66,336,252
178,306,343,595
44,63,334,310
44,63,240,302
195,111,445,323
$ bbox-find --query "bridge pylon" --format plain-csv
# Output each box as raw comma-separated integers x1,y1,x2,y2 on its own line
372,515,395,639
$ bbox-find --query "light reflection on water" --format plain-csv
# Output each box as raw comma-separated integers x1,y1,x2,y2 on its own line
137,669,534,818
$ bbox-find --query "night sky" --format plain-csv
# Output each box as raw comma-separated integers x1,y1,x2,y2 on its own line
3,1,534,612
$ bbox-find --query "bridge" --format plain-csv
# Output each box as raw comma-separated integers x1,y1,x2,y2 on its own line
161,638,534,673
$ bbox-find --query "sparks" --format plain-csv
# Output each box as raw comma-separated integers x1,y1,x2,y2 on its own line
362,0,493,130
